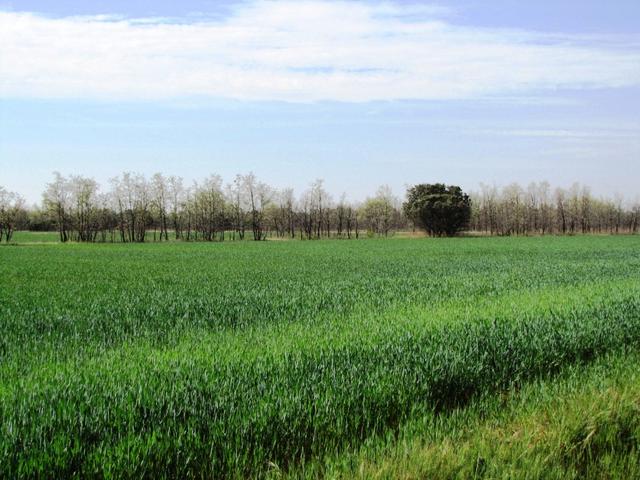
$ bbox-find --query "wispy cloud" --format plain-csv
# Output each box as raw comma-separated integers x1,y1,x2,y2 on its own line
476,128,640,139
1,1,639,102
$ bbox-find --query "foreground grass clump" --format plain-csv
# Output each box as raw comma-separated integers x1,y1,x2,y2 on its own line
297,350,640,480
1,236,639,477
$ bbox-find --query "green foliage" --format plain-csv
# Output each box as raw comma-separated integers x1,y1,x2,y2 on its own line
1,236,639,478
404,183,471,236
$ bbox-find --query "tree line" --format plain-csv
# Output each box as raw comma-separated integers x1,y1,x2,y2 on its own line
3,172,404,243
470,181,640,236
0,173,638,242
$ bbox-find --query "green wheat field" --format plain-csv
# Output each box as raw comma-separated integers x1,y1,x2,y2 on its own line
2,235,640,478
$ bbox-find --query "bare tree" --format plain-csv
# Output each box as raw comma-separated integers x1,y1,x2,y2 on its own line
240,173,271,241
151,173,169,241
631,199,640,234
360,185,398,236
538,181,552,234
67,175,100,242
226,175,248,241
110,173,150,243
555,187,567,234
43,172,71,242
191,175,225,241
0,187,25,242
269,188,296,238
336,193,348,238
167,176,185,240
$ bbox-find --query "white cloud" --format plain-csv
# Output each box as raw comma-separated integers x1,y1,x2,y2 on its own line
1,1,639,102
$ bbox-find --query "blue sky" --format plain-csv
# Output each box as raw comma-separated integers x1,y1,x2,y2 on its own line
1,0,639,203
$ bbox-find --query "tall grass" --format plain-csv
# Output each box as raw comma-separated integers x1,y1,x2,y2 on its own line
295,350,640,480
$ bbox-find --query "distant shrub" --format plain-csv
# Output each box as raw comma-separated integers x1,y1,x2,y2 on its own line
404,183,471,236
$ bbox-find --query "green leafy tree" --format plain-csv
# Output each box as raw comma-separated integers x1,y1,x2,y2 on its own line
403,183,471,236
